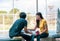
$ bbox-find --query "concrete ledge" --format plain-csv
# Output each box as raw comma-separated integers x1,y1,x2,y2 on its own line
41,37,56,41
40,35,56,41
12,36,25,41
41,38,52,41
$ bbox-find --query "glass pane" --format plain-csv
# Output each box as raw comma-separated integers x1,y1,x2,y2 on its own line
47,0,58,31
0,0,13,14
14,0,36,29
38,0,46,18
14,0,36,14
4,15,13,30
0,15,3,30
27,14,36,29
0,15,3,24
0,0,13,38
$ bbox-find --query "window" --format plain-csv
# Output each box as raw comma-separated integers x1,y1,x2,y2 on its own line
14,0,36,29
0,0,59,38
0,0,13,38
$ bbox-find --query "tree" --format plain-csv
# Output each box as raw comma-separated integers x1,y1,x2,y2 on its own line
9,8,20,14
0,11,7,14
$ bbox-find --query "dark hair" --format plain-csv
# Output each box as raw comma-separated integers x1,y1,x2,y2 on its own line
36,12,43,19
36,12,43,28
36,20,40,28
19,12,26,19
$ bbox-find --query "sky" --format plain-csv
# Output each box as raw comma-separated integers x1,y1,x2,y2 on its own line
0,0,13,11
0,0,60,14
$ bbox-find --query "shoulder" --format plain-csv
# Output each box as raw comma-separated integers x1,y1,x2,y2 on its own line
14,19,20,22
24,19,27,23
21,18,27,23
42,19,47,23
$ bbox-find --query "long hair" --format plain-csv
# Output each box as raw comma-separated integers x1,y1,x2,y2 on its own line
36,12,43,28
36,20,40,28
36,12,43,19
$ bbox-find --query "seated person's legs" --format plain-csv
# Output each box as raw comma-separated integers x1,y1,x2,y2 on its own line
19,33,31,41
30,35,35,41
36,33,49,41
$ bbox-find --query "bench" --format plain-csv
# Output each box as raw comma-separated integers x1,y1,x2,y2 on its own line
40,34,60,41
0,37,24,41
5,35,60,41
0,36,25,41
11,36,25,41
11,30,60,41
40,37,56,41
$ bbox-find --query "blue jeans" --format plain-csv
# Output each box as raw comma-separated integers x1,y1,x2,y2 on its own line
31,33,49,41
16,33,31,41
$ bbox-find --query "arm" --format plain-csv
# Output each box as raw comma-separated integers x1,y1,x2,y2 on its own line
28,26,37,31
40,24,48,34
24,26,32,34
40,21,48,34
24,20,32,34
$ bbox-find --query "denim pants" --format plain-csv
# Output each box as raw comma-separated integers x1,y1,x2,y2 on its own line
31,33,49,41
17,33,31,41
